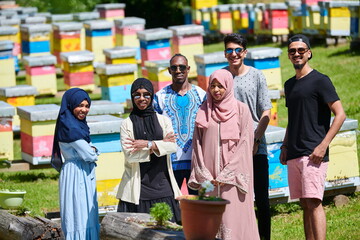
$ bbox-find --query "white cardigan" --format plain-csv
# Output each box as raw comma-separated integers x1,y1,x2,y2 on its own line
116,113,182,205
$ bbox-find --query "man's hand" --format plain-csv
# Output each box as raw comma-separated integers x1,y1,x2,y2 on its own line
280,147,287,165
309,143,326,165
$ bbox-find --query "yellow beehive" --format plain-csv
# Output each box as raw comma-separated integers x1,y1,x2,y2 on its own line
0,101,15,160
191,0,218,10
20,119,56,137
96,63,137,87
63,61,94,73
268,90,280,126
0,58,15,88
99,73,135,87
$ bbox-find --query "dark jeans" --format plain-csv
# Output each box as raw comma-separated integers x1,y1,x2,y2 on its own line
254,154,271,240
174,169,198,195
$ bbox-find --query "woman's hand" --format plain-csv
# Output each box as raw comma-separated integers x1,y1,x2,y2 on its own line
125,138,148,153
164,132,176,142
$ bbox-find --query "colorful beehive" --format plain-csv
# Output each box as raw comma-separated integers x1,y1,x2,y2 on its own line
254,3,266,35
233,4,250,35
0,40,16,87
84,20,113,64
303,4,322,36
326,118,360,190
103,46,137,65
88,100,124,117
265,125,289,198
168,24,204,78
52,22,82,64
268,89,280,126
209,6,219,32
323,1,355,37
265,3,289,35
244,47,282,90
144,59,172,92
215,4,233,34
114,17,145,60
191,0,218,25
286,1,303,34
194,51,228,91
22,54,57,95
183,6,192,25
95,3,125,21
0,19,21,57
199,7,211,33
87,114,124,207
0,85,37,131
73,11,100,51
17,104,59,165
230,4,242,33
0,101,15,160
349,5,360,39
0,1,18,9
245,4,255,35
60,50,95,91
20,16,46,24
20,24,51,56
137,28,172,77
96,63,137,104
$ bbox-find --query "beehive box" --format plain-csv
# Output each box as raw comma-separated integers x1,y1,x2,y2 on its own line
20,24,51,56
244,47,282,90
17,104,59,165
103,46,137,65
0,40,16,87
168,24,204,78
95,3,125,21
144,59,172,92
194,51,228,91
265,3,289,35
73,11,100,51
215,4,233,34
87,114,124,207
268,89,280,126
0,22,20,57
199,7,211,33
0,101,15,160
22,54,57,95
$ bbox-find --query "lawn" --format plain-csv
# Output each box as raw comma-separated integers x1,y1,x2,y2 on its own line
1,38,360,239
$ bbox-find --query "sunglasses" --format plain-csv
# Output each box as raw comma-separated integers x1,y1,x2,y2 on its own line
225,48,244,54
288,48,309,55
132,92,151,99
169,64,187,72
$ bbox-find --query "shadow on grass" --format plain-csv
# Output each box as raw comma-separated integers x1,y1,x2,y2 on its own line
0,171,59,182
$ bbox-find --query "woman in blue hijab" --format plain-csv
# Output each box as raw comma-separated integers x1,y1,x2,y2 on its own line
51,88,100,239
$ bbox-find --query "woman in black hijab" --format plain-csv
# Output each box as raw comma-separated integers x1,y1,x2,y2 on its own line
116,78,181,223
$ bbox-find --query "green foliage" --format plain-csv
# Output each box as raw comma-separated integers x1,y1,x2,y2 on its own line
149,202,173,226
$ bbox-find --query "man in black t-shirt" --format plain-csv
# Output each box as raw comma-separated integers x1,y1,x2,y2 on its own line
280,34,346,240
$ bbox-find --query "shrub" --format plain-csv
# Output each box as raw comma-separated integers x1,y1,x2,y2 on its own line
149,202,173,226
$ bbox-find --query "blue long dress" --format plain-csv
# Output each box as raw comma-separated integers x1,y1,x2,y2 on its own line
59,139,100,240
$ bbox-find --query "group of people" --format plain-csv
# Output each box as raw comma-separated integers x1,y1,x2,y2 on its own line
51,33,345,240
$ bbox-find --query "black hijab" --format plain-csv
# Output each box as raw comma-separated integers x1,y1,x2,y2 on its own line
129,78,163,141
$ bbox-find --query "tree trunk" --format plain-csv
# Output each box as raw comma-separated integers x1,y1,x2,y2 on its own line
0,210,64,240
100,212,185,240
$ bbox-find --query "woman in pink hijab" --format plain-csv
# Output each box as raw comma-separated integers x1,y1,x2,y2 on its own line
189,69,260,240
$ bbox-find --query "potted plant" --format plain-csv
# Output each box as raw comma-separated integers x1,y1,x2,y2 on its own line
176,181,230,240
0,188,27,209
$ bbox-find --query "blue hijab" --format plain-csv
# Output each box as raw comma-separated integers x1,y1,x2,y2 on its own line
51,88,91,172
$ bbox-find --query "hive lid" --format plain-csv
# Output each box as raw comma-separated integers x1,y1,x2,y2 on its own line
194,51,228,64
34,12,52,18
265,125,286,144
103,46,137,59
96,63,137,75
245,47,282,59
17,104,60,121
0,101,15,117
215,4,232,12
0,9,18,18
52,22,83,31
0,40,13,51
265,2,288,10
88,100,124,115
83,20,113,30
144,59,169,68
87,115,123,135
95,3,126,10
60,50,94,63
114,17,145,28
22,54,57,67
73,12,100,21
0,18,20,26
17,7,38,15
0,85,37,97
46,14,73,22
20,23,51,33
137,28,173,41
168,24,204,36
0,26,18,35
21,16,46,24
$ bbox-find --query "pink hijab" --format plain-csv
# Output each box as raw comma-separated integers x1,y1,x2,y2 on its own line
195,69,240,142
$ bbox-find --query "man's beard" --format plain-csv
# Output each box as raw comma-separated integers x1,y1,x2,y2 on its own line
293,63,305,70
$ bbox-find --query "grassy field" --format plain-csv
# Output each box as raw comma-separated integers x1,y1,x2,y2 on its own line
1,39,360,239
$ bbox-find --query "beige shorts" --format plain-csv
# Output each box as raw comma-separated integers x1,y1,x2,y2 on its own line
287,156,328,200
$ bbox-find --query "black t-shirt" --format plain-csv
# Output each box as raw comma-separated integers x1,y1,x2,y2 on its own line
284,69,339,162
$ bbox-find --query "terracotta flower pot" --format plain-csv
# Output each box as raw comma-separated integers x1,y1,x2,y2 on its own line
177,195,230,240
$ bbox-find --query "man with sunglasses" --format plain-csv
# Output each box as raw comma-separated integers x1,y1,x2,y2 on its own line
223,33,272,240
153,53,206,194
281,34,346,240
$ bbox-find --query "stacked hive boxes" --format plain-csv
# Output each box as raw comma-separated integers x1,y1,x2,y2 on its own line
235,4,250,35
84,20,113,64
304,4,322,36
0,40,16,87
60,50,95,91
194,51,228,91
168,24,204,78
46,14,74,55
265,125,289,199
0,26,19,72
268,89,280,127
87,115,124,207
266,3,289,35
326,118,360,190
103,46,137,65
73,12,100,51
0,101,15,160
96,63,137,104
96,3,125,21
230,4,243,33
0,85,37,131
17,104,59,165
0,18,21,58
286,1,302,34
114,17,145,60
52,22,82,64
254,3,266,35
144,59,171,92
20,24,51,56
216,4,233,34
246,4,256,35
244,47,282,90
22,55,57,95
137,28,172,77
209,6,219,33
324,1,354,37
191,0,218,25
199,7,211,33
